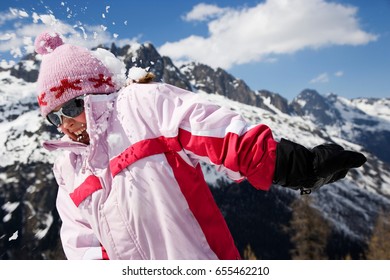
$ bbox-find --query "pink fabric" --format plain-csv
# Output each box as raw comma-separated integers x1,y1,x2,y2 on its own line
35,32,117,117
69,175,103,207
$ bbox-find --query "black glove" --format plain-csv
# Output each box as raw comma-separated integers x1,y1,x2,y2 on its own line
273,138,367,194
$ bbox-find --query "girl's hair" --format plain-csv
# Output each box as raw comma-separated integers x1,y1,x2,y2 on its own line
127,68,156,85
136,72,155,83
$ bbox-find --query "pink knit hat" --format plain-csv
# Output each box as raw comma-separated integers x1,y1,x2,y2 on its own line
35,32,121,117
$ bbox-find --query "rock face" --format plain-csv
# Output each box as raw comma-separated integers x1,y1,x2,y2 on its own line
290,89,340,125
1,42,389,259
180,62,273,112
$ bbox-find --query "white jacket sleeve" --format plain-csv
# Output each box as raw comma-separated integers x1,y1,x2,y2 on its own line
150,83,277,190
53,158,107,260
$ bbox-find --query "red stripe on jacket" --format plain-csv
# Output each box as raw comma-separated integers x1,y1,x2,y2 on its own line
109,136,182,177
69,175,103,207
165,151,241,259
101,245,109,260
178,125,277,190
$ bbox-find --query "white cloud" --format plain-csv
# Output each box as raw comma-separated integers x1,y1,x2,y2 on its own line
265,57,278,63
182,3,229,22
159,0,378,69
310,73,329,84
310,70,343,84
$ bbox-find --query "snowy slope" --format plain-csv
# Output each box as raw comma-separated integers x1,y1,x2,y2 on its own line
0,71,59,166
351,97,390,122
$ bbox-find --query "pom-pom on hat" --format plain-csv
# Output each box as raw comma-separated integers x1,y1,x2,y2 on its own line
35,31,123,117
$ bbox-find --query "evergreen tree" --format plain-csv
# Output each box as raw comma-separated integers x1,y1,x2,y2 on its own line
288,196,330,259
367,211,390,259
243,244,257,260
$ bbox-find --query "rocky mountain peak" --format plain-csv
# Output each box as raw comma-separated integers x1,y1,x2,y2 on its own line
180,62,277,112
290,89,342,126
1,53,39,83
257,90,291,114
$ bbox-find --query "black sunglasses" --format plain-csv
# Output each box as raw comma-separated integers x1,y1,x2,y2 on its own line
47,96,85,127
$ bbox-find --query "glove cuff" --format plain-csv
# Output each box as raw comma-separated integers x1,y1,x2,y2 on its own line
273,138,315,189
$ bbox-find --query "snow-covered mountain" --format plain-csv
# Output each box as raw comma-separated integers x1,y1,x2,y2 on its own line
0,43,389,259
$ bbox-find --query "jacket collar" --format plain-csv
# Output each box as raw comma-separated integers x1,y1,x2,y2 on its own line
42,135,87,154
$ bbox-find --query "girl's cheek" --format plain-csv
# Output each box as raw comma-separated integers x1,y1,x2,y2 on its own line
74,112,87,124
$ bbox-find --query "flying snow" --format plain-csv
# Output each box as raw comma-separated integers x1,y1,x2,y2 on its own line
91,48,127,88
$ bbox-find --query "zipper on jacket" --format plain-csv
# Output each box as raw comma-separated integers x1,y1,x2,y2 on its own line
81,157,87,174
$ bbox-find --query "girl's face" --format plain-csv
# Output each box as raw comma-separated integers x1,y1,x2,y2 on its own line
59,111,90,145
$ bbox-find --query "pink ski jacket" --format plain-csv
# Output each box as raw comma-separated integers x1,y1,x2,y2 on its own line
43,82,277,260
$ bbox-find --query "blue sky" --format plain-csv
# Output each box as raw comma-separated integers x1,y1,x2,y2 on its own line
0,0,389,101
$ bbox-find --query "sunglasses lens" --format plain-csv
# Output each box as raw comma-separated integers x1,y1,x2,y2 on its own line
62,98,85,118
47,114,61,127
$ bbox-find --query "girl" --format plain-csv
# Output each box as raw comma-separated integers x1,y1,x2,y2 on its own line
35,32,366,260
